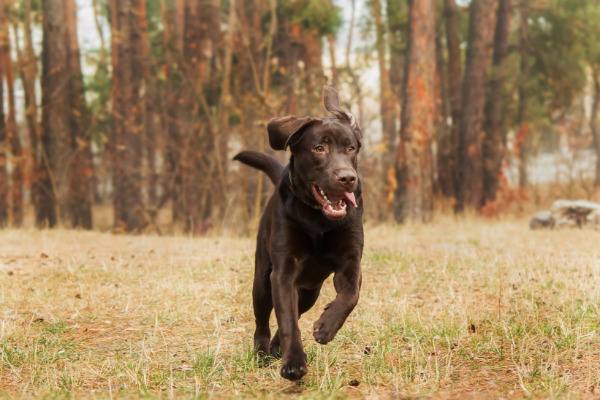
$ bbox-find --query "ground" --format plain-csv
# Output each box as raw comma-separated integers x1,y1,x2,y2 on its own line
1,217,599,398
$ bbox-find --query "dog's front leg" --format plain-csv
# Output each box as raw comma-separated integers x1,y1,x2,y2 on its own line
313,259,362,345
270,262,307,381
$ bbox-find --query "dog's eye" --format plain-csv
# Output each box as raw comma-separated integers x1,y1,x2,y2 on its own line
348,145,356,152
313,145,325,153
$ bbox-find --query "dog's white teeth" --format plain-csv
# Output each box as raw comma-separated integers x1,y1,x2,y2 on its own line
342,203,347,210
320,189,325,196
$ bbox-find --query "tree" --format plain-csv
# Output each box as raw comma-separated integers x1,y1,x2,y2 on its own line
592,67,600,187
516,6,530,189
444,0,462,200
0,0,7,227
455,0,497,213
13,0,42,226
40,0,71,227
66,0,93,229
110,0,145,232
394,0,436,223
482,0,512,206
371,0,397,183
435,8,453,198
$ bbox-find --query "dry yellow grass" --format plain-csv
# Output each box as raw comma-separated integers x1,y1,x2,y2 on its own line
1,216,599,398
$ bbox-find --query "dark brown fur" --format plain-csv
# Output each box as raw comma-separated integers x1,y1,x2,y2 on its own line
233,86,364,380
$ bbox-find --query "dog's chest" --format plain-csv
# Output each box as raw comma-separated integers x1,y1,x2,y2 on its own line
294,239,342,289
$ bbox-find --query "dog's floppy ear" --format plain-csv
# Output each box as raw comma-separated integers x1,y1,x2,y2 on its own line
322,86,363,145
268,116,322,150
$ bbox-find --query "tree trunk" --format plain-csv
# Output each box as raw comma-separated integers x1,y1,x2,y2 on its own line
134,0,157,207
387,0,406,101
517,6,530,189
110,0,145,232
159,0,184,221
372,0,397,189
327,34,337,87
482,0,512,206
435,18,453,198
180,0,209,233
0,1,7,227
394,0,436,223
444,0,462,201
1,2,23,227
592,67,600,188
455,0,497,213
40,0,72,227
18,0,42,225
66,0,93,229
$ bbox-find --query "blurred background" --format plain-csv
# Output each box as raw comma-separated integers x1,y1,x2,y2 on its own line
0,0,599,233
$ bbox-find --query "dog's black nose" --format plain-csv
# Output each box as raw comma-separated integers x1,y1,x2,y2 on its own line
337,171,357,188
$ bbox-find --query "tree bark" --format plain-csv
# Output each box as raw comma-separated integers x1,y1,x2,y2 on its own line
40,0,72,227
110,0,145,232
66,0,93,229
387,0,405,101
435,17,453,198
517,6,530,189
18,0,42,225
455,0,497,213
444,0,462,200
1,1,23,226
482,0,512,206
372,0,397,187
592,67,600,188
0,0,7,227
159,0,184,221
394,0,436,223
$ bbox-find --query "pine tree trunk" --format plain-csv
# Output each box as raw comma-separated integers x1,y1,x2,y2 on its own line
387,0,405,101
455,0,497,213
40,0,72,227
517,7,530,189
134,0,158,206
110,0,145,232
444,0,462,202
592,67,600,188
482,0,512,206
159,0,183,221
372,0,397,190
394,0,436,223
435,19,453,198
20,0,42,225
1,2,23,227
327,34,337,87
66,0,93,229
0,5,7,227
180,0,208,233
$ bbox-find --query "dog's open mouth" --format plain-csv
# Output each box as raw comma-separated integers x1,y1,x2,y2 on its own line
311,184,358,218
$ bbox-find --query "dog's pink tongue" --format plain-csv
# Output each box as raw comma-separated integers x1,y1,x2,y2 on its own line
344,192,358,208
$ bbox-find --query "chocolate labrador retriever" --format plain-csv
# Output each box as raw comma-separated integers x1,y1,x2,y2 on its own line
233,86,363,381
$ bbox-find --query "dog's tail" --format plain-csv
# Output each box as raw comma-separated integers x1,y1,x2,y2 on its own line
233,151,284,185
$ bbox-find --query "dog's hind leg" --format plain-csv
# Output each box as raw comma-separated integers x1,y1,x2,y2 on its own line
269,287,322,358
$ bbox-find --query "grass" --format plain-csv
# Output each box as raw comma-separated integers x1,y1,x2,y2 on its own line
1,216,599,398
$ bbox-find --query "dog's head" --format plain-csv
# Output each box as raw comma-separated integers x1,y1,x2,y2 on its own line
268,86,362,220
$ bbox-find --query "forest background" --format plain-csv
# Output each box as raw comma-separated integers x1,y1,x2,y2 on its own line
0,0,599,234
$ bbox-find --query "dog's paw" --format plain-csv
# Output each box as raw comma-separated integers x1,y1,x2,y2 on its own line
313,316,340,344
269,332,282,358
255,351,276,368
280,353,308,381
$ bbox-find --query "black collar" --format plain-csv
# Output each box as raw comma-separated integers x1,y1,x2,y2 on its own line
283,166,322,210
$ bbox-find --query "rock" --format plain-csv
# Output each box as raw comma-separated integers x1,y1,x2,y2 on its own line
529,210,554,229
550,199,600,229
